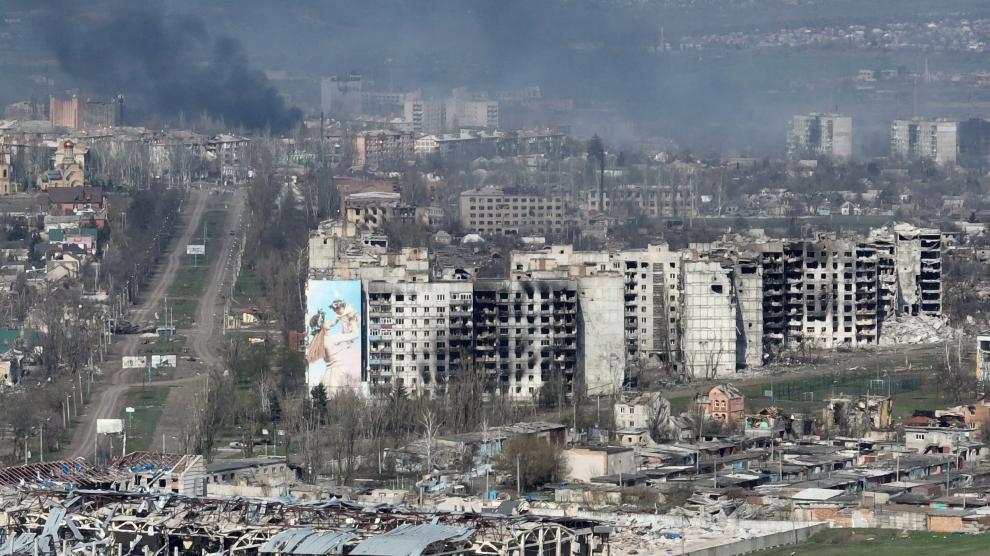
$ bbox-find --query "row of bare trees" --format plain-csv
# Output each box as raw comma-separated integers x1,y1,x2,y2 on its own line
101,183,182,299
0,285,110,463
174,335,561,483
240,142,310,338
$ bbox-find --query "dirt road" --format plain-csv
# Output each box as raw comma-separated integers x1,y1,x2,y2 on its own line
66,189,209,458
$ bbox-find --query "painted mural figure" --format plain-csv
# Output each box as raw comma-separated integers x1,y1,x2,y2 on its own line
306,298,361,392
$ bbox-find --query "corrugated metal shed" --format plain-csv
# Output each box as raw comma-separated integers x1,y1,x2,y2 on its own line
259,528,354,555
791,488,845,501
349,524,474,556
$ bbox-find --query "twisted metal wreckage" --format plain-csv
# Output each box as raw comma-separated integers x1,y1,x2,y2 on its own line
0,489,611,556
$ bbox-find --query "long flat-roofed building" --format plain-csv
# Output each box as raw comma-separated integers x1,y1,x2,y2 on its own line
459,186,565,236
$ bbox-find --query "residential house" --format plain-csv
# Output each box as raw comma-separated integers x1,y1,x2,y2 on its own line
46,186,105,215
700,384,746,422
614,392,666,431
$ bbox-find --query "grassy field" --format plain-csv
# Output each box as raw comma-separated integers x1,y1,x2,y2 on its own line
166,208,229,328
234,267,264,304
754,528,990,555
668,348,943,418
121,386,170,452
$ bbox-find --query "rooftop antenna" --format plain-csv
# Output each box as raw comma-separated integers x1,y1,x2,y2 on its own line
912,77,918,117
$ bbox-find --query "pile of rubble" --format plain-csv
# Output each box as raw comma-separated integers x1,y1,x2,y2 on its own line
879,314,956,346
607,518,803,556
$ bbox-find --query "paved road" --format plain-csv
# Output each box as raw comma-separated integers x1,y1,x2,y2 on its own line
191,189,245,370
66,189,209,458
151,189,246,447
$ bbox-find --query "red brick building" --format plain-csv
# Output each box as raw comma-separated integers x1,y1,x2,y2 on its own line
700,384,745,422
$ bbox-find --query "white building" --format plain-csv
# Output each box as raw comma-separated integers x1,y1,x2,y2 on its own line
575,273,626,395
680,260,737,379
978,334,990,385
450,99,499,130
891,118,957,165
562,447,636,483
733,260,764,369
365,280,475,395
614,392,666,431
403,99,447,135
788,113,852,160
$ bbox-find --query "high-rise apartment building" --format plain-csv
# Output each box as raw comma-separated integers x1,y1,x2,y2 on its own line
449,99,499,130
308,213,942,399
787,112,852,160
403,99,447,134
473,278,578,398
352,130,415,169
365,281,474,395
891,118,957,165
510,244,683,370
755,225,940,353
679,260,737,379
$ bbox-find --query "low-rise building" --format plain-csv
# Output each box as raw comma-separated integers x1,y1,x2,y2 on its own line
614,392,666,431
352,129,414,169
109,452,207,496
699,384,746,422
206,458,295,490
46,186,105,215
562,446,636,483
458,186,565,237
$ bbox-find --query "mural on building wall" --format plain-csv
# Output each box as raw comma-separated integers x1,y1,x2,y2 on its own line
305,280,362,393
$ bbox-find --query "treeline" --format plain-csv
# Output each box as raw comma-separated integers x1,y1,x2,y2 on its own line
240,143,309,338
101,183,182,300
174,336,573,483
0,284,114,463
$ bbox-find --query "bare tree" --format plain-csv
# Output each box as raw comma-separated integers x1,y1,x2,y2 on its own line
419,409,443,473
327,390,363,484
183,369,234,462
645,393,675,443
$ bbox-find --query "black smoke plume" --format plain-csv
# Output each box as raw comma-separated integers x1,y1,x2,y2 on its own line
44,1,301,132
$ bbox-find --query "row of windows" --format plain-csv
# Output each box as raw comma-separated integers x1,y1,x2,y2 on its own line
370,329,448,337
466,196,562,205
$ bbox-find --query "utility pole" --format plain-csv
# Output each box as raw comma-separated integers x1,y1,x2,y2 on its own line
516,454,522,498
